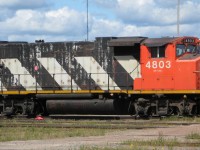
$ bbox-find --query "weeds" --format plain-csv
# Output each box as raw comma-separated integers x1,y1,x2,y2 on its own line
160,116,200,122
78,145,145,150
186,132,200,139
0,127,114,142
122,135,178,149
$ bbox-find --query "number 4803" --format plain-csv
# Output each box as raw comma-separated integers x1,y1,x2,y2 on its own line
145,61,171,69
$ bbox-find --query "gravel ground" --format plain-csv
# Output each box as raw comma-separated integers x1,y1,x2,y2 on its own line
0,124,200,150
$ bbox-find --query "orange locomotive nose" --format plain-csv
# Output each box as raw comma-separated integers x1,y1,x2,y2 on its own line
134,37,200,90
195,59,200,89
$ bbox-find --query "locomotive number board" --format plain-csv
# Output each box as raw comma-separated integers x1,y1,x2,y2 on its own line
182,38,195,43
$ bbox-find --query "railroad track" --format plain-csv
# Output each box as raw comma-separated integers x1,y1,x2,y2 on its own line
0,114,134,119
0,114,199,120
0,115,199,129
0,123,169,129
1,118,199,126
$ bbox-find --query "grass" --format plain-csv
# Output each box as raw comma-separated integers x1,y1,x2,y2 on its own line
77,135,179,150
0,127,114,142
121,135,200,149
1,117,200,144
78,138,178,150
0,118,161,129
122,136,179,148
78,135,200,150
160,116,200,122
79,146,124,150
186,132,200,139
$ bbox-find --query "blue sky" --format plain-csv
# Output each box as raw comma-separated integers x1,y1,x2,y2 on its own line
0,0,199,42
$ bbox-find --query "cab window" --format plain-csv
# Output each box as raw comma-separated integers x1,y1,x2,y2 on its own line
186,45,196,53
176,44,197,57
149,46,165,58
198,45,200,54
176,44,185,56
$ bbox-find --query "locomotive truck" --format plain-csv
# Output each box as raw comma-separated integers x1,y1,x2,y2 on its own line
0,36,199,117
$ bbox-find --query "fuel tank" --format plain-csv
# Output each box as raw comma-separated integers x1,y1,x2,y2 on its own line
46,99,130,115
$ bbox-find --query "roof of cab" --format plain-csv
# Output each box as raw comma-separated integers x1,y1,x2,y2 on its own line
142,37,179,47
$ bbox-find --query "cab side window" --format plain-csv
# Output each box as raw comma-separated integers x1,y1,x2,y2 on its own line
176,44,185,56
149,46,165,58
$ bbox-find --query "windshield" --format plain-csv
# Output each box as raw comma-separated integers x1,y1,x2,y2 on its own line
198,45,200,54
176,44,197,57
186,45,196,53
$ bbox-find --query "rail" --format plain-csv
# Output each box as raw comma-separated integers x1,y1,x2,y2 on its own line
2,72,200,95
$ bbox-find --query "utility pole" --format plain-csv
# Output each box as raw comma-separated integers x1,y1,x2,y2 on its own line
177,0,180,36
87,0,89,41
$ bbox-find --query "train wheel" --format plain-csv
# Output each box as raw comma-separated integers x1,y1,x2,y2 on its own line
134,105,151,119
13,106,23,115
171,107,181,117
167,106,180,116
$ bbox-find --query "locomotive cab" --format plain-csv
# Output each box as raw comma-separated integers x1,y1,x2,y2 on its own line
134,37,200,90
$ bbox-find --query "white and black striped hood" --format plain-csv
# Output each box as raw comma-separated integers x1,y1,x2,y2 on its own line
0,37,143,91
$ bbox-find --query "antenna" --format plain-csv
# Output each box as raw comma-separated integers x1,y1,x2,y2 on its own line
177,0,180,36
87,0,89,41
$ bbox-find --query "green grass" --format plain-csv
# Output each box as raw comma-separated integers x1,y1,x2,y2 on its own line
1,117,200,144
122,135,200,149
77,136,180,150
122,136,179,148
79,146,121,150
0,127,114,142
78,135,200,150
186,132,200,139
78,145,145,150
0,119,160,130
160,116,200,122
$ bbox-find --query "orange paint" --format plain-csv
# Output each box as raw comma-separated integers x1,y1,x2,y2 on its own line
135,37,200,90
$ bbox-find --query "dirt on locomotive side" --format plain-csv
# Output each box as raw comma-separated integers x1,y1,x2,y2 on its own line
0,116,200,150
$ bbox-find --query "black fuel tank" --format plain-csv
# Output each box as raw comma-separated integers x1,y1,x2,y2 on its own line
46,99,122,115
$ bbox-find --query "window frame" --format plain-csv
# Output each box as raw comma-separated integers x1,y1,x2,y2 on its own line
148,46,166,58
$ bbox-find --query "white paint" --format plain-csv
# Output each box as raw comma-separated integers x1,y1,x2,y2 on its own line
1,59,41,90
37,57,79,90
0,80,7,91
145,61,171,69
75,56,120,90
115,56,141,79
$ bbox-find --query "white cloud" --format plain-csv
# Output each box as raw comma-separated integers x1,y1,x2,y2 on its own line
90,19,142,38
90,19,123,37
116,0,176,25
181,1,200,24
0,0,199,42
116,0,200,26
44,7,86,35
0,10,44,33
0,7,87,39
0,0,50,22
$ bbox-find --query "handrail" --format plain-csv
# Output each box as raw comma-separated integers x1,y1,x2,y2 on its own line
0,72,133,93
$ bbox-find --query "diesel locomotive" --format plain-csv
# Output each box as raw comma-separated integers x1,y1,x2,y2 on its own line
0,36,199,117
